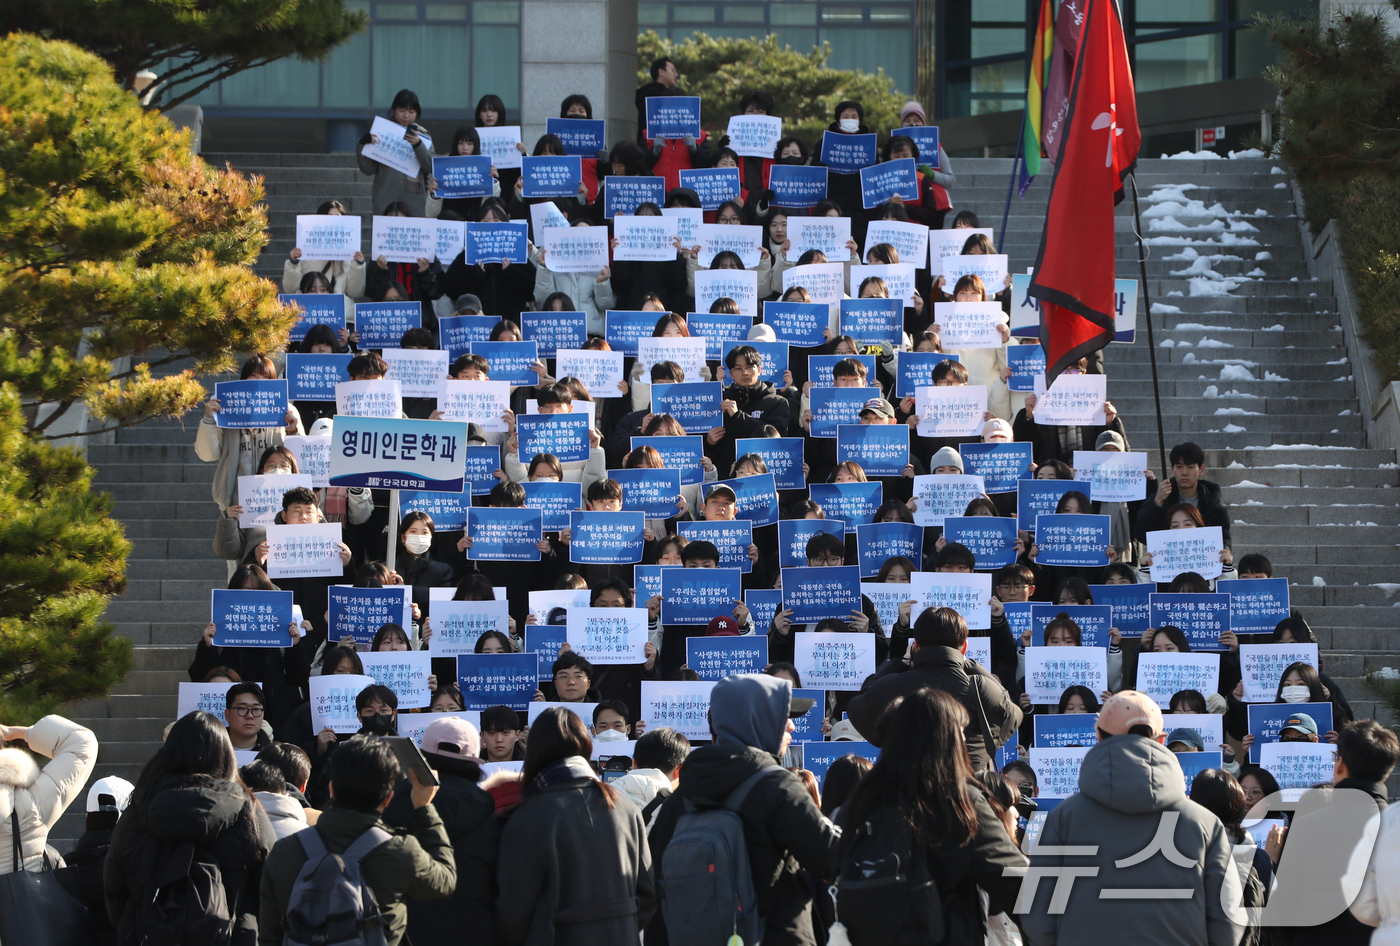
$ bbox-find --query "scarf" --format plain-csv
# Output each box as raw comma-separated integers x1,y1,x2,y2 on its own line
522,755,597,799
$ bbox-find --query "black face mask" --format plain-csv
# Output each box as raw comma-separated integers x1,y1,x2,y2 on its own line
778,155,804,165
361,713,396,737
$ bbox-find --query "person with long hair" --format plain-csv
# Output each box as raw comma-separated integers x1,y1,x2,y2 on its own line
833,688,1024,942
496,707,656,942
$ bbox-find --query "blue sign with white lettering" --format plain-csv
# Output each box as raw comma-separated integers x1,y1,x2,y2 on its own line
1215,578,1291,637
808,386,871,438
547,118,606,156
286,354,353,401
1007,344,1046,392
782,565,862,624
707,474,779,528
1030,605,1114,648
439,314,502,362
521,155,583,198
1248,703,1333,764
768,164,828,209
687,636,769,681
808,354,878,388
678,520,754,573
747,589,784,634
1034,713,1099,748
433,156,494,199
605,310,660,357
837,424,910,477
280,293,348,343
819,131,879,174
602,177,666,219
679,167,742,210
211,589,294,648
809,482,883,533
568,510,645,564
688,312,753,361
1016,479,1091,532
890,126,940,163
895,351,961,399
609,468,682,519
762,300,828,347
630,436,705,487
734,437,805,491
521,480,582,531
1033,514,1112,567
839,298,904,347
1088,583,1152,635
464,444,500,496
777,518,848,568
355,301,422,350
644,96,701,140
467,507,543,561
401,490,470,531
525,625,568,682
470,340,539,386
1149,593,1232,653
960,443,1034,495
456,653,538,710
855,521,923,578
858,157,919,209
465,222,529,265
722,340,788,385
516,413,590,464
662,567,744,625
651,381,723,434
943,516,1018,570
521,310,587,359
214,380,289,430
802,740,880,783
790,688,825,742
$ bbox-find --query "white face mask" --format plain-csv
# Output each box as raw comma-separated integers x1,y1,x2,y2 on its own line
403,534,432,555
838,118,860,133
265,467,291,475
1280,685,1311,704
594,728,628,743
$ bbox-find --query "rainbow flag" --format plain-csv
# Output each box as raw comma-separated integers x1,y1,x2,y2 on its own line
1019,0,1055,196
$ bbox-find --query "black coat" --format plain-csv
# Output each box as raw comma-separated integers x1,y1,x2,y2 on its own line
1133,476,1234,551
67,827,117,942
711,380,791,477
1011,409,1129,468
608,257,690,312
440,252,537,320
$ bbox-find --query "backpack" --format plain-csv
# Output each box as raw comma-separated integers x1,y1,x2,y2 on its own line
828,809,944,946
660,764,783,946
281,825,392,946
132,841,237,946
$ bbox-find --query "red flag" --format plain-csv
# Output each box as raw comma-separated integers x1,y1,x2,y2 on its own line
1030,0,1140,382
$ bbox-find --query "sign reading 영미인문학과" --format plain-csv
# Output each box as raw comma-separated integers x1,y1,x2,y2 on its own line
328,415,468,491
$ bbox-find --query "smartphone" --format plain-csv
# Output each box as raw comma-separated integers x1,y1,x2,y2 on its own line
384,736,439,786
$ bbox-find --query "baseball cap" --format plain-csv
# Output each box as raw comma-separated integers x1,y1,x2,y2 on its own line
1165,728,1205,752
87,776,135,813
309,417,334,438
1281,713,1319,737
829,719,860,741
466,423,488,444
982,418,1013,442
1097,691,1164,738
1096,430,1126,451
453,293,484,315
707,615,740,636
859,397,895,419
421,717,481,761
705,483,738,503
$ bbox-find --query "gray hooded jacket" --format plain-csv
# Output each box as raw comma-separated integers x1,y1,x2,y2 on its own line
1019,734,1244,946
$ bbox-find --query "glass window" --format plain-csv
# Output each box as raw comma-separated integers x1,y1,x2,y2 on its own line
1133,33,1221,91
374,24,472,108
472,24,520,109
824,27,914,93
375,2,419,18
639,2,669,25
722,6,765,22
324,26,372,108
869,8,910,23
770,4,816,24
1133,0,1220,35
474,1,519,23
222,58,321,107
974,0,1027,18
944,60,1026,117
672,5,715,22
771,27,818,51
971,27,1025,57
821,6,864,24
426,4,468,18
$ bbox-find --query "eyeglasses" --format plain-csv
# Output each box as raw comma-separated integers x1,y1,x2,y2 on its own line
1243,787,1264,801
810,555,845,566
556,671,589,683
1014,781,1035,795
232,706,264,718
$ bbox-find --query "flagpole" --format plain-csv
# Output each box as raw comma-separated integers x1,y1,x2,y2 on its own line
1128,173,1169,479
997,109,1027,255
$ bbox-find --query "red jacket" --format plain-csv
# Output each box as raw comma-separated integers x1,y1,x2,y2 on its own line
646,130,709,192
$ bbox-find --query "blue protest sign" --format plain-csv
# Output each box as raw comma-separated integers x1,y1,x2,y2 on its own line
354,301,421,350
521,155,583,198
1216,578,1291,637
781,565,862,623
662,567,744,625
895,351,960,399
605,310,659,357
464,444,500,496
286,354,352,401
808,386,871,438
439,314,502,361
629,436,705,487
432,156,494,198
1034,714,1099,748
890,125,939,160
808,354,878,388
327,587,410,644
802,741,880,783
547,117,606,156
1007,344,1047,393
678,520,754,573
960,443,1033,494
1016,479,1091,532
859,157,919,209
734,437,805,491
1033,514,1112,567
943,516,1018,570
837,424,910,477
456,653,538,710
609,468,682,519
469,340,539,386
819,131,879,174
1149,593,1233,652
521,310,586,359
708,473,779,527
679,167,742,210
809,482,883,532
688,312,753,361
645,95,701,140
721,340,787,385
521,480,582,531
525,624,568,682
401,490,470,531
996,733,1020,771
213,380,289,429
746,589,784,634
468,507,543,561
328,415,468,491
279,293,347,342
790,688,825,742
855,521,923,579
839,298,904,347
1175,751,1223,796
768,164,828,208
651,381,723,434
210,589,294,647
762,300,828,347
1004,602,1033,643
568,510,645,564
603,176,666,219
1088,583,1152,635
517,413,590,464
1030,605,1113,648
634,565,669,605
687,636,769,681
465,222,529,265
1247,703,1334,764
778,518,847,568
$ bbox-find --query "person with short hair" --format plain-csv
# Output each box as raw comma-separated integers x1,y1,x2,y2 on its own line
66,775,134,941
256,742,315,810
225,682,272,751
1135,441,1233,556
479,706,525,763
241,759,307,841
611,728,691,830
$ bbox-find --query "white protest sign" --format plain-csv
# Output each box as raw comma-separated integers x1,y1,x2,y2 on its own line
864,221,929,270
527,588,594,624
553,349,625,399
527,701,599,729
383,348,449,399
637,337,708,388
1024,646,1108,703
476,125,524,169
915,384,988,437
1167,713,1225,750
525,398,595,429
726,114,783,157
1259,741,1337,790
696,223,764,269
371,215,435,264
296,214,361,261
284,436,332,488
1032,374,1107,425
530,200,570,237
397,711,482,748
793,632,877,689
435,219,466,264
237,473,315,528
1136,653,1221,709
1146,527,1225,583
310,673,375,734
640,681,717,739
859,583,909,639
542,226,610,273
361,115,424,177
910,474,986,527
266,522,343,579
437,380,511,431
783,262,846,307
661,207,703,248
1239,644,1320,702
695,268,759,316
850,263,917,307
934,301,1006,349
428,600,511,655
176,682,243,721
1073,451,1149,503
1029,746,1093,798
944,253,1010,291
565,607,649,664
359,652,433,708
788,217,852,262
613,214,679,262
335,380,403,418
966,636,992,669
909,572,992,629
929,228,992,275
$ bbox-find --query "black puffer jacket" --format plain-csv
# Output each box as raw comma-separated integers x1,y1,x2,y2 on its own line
1134,476,1234,551
712,379,791,475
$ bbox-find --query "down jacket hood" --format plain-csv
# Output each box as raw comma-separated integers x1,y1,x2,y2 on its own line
1078,734,1187,815
0,749,39,789
145,776,249,844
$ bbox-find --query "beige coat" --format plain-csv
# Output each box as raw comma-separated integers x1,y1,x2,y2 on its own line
0,715,97,873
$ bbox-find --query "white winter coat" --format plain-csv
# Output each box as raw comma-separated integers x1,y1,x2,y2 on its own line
1351,801,1400,943
0,715,97,874
254,791,309,841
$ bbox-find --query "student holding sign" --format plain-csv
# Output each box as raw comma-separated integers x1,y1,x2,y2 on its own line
440,202,538,321
1134,441,1234,561
606,199,690,311
356,89,439,217
875,131,950,230
366,202,443,308
768,532,886,668
532,222,615,336
284,199,366,298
